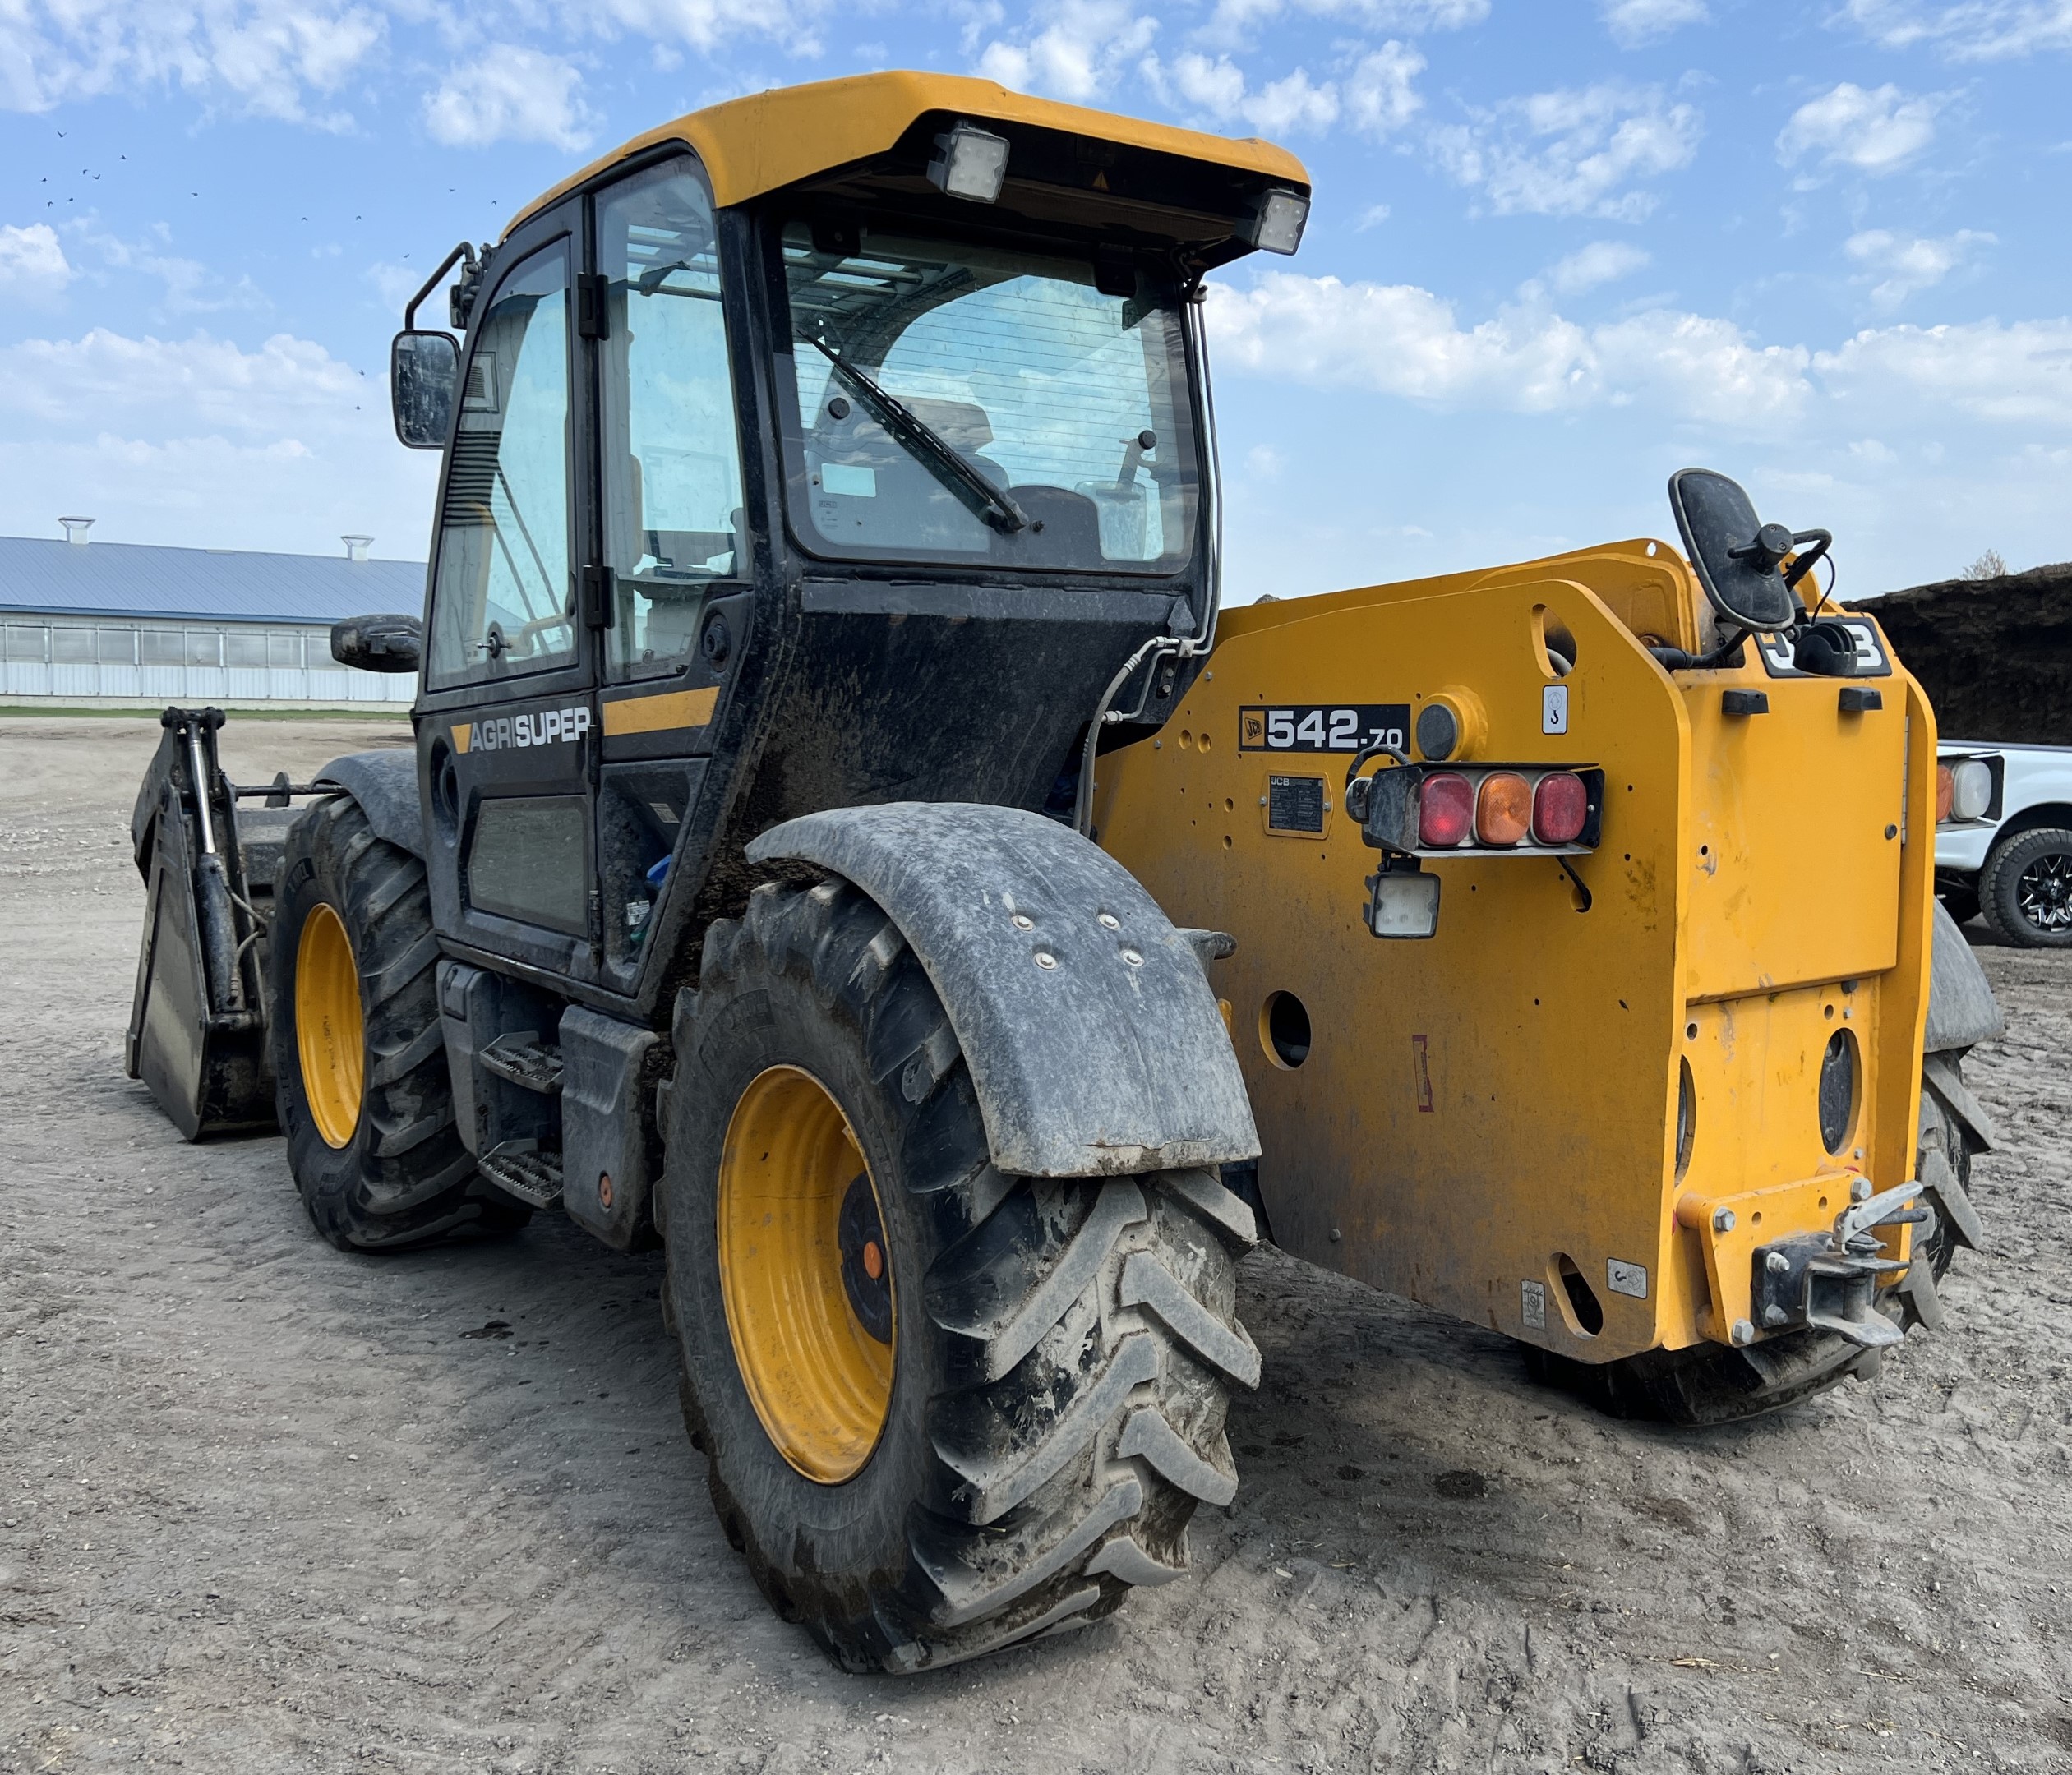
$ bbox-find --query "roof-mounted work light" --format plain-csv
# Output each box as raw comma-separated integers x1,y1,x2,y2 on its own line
927,122,1011,203
1242,188,1310,256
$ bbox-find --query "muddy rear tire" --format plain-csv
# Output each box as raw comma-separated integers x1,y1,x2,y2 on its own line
270,795,527,1250
662,878,1258,1671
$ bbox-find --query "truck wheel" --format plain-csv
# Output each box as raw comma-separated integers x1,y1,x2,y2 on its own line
663,878,1258,1672
1979,827,2072,948
271,795,527,1250
1530,1045,1977,1426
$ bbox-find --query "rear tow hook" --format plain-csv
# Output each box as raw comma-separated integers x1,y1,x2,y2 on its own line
1750,1181,1934,1349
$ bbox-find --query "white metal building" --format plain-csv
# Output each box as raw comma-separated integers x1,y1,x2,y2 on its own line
1,522,424,706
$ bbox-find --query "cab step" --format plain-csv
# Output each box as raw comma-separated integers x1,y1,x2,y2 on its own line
479,1146,564,1209
478,1034,564,1095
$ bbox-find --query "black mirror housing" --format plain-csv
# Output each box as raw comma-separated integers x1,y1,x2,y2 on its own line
1667,468,1801,633
332,613,423,674
390,330,459,450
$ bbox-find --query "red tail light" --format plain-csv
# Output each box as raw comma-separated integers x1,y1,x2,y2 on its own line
1533,772,1590,845
1419,772,1474,847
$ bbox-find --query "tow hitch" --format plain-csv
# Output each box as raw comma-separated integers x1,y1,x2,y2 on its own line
1751,1182,1932,1349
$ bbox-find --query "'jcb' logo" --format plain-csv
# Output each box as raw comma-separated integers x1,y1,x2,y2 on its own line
468,707,592,752
1242,710,1266,747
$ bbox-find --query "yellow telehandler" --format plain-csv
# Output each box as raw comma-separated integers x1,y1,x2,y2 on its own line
123,74,2000,1672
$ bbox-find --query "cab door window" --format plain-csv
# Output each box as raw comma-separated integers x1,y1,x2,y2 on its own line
597,162,746,680
427,241,577,689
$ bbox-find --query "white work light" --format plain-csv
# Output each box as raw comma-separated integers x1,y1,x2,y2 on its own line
928,122,1011,204
1244,189,1310,256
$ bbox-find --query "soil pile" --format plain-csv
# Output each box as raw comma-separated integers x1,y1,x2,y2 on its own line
1866,562,2072,745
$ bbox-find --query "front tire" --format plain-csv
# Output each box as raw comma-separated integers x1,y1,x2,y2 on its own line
270,795,527,1250
1979,826,2072,948
663,878,1259,1671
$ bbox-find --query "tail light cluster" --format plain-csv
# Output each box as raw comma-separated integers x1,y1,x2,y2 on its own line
1935,755,1999,828
1356,764,1605,857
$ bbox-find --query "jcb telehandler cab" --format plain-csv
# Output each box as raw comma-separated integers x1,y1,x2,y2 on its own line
125,72,2000,1671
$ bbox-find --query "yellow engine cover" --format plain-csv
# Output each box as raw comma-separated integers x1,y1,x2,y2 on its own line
1096,542,1936,1362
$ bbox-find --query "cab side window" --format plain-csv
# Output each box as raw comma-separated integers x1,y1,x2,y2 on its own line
427,241,576,689
597,162,746,680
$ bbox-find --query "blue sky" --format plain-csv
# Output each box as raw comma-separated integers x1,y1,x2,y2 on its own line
2,0,2068,599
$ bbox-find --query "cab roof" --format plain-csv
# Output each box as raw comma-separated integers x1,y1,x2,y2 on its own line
505,70,1310,236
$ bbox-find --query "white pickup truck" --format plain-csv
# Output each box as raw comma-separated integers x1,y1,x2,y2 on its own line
1936,743,2072,947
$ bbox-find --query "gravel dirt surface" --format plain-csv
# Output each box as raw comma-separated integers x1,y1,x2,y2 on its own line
3,715,2069,1775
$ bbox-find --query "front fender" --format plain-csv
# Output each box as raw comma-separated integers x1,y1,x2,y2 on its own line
746,803,1260,1179
314,749,424,860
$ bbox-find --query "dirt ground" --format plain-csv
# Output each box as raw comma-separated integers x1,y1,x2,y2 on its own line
3,715,2069,1775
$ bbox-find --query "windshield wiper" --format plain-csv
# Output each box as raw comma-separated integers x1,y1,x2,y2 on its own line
805,336,1027,535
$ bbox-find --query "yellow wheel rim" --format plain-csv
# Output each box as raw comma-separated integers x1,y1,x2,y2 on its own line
295,901,364,1150
718,1065,897,1485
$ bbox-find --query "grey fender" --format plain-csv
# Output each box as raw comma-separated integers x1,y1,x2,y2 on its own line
1924,897,2004,1053
746,803,1261,1179
314,750,425,860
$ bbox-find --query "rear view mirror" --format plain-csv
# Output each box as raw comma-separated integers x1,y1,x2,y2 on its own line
1667,468,1801,633
390,330,458,450
332,612,423,674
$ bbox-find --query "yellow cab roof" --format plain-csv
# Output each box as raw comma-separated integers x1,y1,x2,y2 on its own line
505,69,1310,236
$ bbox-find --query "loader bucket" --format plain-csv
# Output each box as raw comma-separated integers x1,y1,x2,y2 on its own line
127,708,295,1139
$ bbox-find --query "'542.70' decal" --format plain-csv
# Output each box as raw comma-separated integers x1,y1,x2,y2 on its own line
1239,703,1410,754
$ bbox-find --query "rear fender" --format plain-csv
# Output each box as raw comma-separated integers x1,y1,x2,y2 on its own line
746,803,1260,1179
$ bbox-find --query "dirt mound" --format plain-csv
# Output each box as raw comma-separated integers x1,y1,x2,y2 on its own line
1865,561,2072,745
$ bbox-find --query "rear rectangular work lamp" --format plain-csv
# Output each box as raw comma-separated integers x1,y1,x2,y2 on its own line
1242,189,1310,256
928,122,1011,203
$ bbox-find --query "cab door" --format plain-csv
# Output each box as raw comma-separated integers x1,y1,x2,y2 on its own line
586,153,753,994
416,202,602,984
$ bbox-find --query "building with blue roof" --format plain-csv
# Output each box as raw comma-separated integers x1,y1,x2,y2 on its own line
1,520,425,705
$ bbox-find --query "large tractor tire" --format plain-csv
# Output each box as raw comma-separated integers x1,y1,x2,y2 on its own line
662,878,1258,1672
270,795,528,1250
1978,826,2072,948
1528,1045,1982,1427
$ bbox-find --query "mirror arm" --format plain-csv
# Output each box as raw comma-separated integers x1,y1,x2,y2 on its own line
404,242,480,331
1782,528,1833,592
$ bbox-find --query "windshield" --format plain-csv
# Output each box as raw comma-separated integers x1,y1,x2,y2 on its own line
776,221,1199,574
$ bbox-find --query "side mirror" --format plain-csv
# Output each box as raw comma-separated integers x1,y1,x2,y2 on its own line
1667,468,1801,633
390,331,459,450
332,613,423,674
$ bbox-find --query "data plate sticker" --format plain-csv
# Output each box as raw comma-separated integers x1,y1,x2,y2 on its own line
1239,703,1409,754
1754,619,1892,678
1266,775,1327,834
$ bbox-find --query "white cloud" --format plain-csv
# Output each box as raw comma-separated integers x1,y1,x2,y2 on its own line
976,0,1157,102
1429,83,1701,219
0,325,438,555
1548,238,1650,293
1844,227,1995,307
423,44,592,151
1839,0,2072,60
0,0,384,127
1600,0,1707,44
595,0,828,55
1345,41,1424,136
81,224,265,316
1209,270,2072,441
1198,0,1484,53
0,223,72,301
1816,318,2072,425
1141,38,1419,136
1777,81,1941,174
